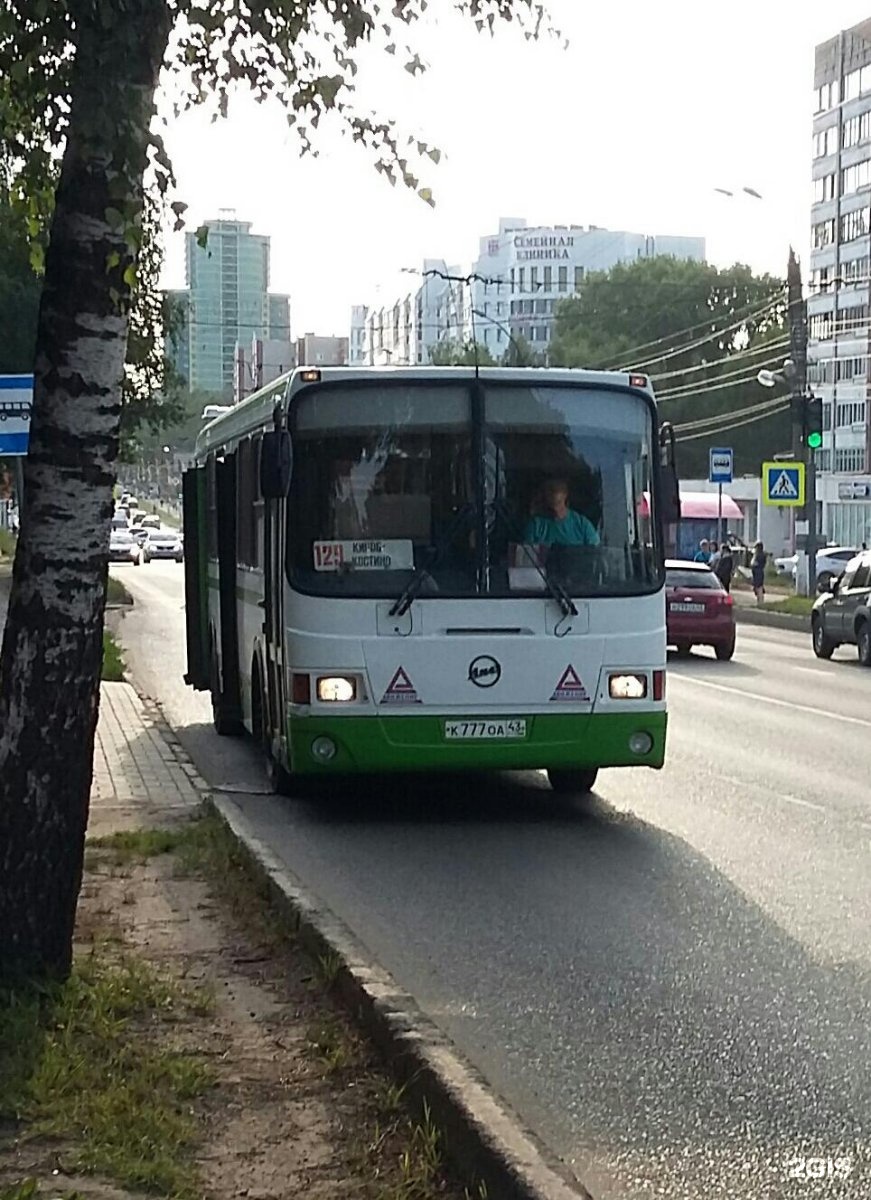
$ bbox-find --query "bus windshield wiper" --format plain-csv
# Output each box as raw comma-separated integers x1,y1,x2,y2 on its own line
493,499,578,620
389,503,473,618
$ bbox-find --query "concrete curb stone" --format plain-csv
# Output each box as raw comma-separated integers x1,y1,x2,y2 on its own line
734,608,809,633
206,791,592,1200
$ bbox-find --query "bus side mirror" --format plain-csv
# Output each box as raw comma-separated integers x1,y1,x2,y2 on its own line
260,430,293,499
660,465,681,525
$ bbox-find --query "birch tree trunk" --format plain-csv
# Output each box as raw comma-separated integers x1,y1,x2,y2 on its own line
0,0,171,981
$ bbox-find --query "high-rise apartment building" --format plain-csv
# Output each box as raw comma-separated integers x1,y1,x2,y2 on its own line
168,214,291,395
810,19,871,547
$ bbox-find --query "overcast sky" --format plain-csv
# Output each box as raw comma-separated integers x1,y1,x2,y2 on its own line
159,0,871,337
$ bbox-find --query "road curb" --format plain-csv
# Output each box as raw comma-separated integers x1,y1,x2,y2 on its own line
735,608,809,633
206,791,591,1200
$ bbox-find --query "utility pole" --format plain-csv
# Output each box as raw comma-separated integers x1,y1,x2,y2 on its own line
786,248,817,595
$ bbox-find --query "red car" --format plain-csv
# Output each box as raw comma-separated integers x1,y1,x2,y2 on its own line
665,559,736,660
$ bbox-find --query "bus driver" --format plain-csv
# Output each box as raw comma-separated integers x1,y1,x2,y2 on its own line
523,478,599,548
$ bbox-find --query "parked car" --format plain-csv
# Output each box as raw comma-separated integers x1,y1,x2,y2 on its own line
108,528,143,565
775,546,859,590
141,514,161,530
665,559,736,660
811,549,871,664
142,527,184,563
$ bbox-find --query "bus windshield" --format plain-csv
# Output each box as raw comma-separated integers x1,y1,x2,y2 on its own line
286,381,661,598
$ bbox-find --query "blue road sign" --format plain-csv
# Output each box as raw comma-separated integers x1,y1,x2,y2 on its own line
762,460,806,507
709,447,733,484
0,374,33,457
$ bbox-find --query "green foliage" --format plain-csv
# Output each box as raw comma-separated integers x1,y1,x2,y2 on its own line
429,339,496,367
0,182,41,374
548,256,789,476
101,631,125,682
0,951,212,1197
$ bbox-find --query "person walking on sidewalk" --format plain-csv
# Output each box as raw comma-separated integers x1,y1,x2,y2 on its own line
751,541,766,606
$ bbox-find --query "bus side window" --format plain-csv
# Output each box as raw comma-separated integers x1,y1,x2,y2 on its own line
252,436,264,570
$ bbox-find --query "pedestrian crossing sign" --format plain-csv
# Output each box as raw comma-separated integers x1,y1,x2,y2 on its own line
762,461,806,507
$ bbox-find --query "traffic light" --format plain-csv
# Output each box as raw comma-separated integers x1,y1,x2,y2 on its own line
804,395,823,451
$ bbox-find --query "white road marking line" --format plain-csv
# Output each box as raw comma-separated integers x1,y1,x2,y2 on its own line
673,674,871,729
778,794,827,813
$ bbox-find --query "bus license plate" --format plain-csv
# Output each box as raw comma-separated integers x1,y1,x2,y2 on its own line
444,719,527,740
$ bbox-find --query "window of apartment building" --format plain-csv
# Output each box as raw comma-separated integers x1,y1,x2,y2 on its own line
840,254,871,284
815,173,837,202
811,310,835,340
836,399,867,427
841,159,871,196
518,267,525,292
814,217,835,248
838,301,870,332
843,111,871,148
845,67,862,101
839,208,870,242
816,448,833,471
530,266,539,291
544,266,552,291
835,447,868,472
823,401,833,431
574,266,585,290
558,265,568,292
812,266,832,293
814,126,837,158
837,355,867,379
816,80,838,112
497,301,506,316
510,268,516,293
535,298,547,314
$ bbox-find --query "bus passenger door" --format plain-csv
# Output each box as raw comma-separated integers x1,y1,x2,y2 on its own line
262,494,286,755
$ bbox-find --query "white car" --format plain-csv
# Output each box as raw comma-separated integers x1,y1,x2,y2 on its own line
774,546,859,589
108,528,143,565
142,527,184,563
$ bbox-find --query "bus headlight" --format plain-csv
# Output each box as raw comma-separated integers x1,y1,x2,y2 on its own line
317,676,357,702
609,673,648,700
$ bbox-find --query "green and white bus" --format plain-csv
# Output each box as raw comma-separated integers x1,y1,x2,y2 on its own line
182,366,678,795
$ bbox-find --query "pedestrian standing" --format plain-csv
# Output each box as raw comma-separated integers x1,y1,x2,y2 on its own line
751,541,766,606
709,541,720,571
693,538,711,563
715,541,734,592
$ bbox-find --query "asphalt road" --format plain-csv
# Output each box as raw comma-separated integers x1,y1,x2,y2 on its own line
112,561,871,1200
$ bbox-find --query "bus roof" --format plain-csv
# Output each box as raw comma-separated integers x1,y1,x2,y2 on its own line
193,364,656,461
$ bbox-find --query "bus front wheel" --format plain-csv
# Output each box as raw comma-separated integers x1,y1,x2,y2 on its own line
253,668,295,796
547,767,599,795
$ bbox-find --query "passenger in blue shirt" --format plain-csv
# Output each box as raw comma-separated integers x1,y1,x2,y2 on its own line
693,539,711,563
523,479,600,547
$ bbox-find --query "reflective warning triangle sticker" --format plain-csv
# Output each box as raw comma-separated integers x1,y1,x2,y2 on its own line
381,666,421,704
551,665,590,703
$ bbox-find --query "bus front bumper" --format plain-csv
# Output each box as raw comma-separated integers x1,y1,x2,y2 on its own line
287,710,667,775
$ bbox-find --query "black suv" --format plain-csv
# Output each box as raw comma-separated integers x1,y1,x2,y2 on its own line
811,549,871,664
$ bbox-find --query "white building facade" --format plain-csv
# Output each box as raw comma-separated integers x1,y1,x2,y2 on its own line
809,18,871,549
353,220,705,367
467,218,706,357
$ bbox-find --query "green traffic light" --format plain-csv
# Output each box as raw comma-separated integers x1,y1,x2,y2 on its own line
807,432,823,450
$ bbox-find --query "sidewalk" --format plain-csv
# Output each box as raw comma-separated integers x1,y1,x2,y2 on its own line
89,682,204,835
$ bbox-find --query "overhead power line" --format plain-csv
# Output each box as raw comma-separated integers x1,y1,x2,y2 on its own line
614,295,786,372
673,395,787,432
656,351,792,400
675,403,790,443
650,336,790,383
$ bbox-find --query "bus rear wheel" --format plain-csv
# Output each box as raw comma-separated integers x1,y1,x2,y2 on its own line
547,767,599,795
